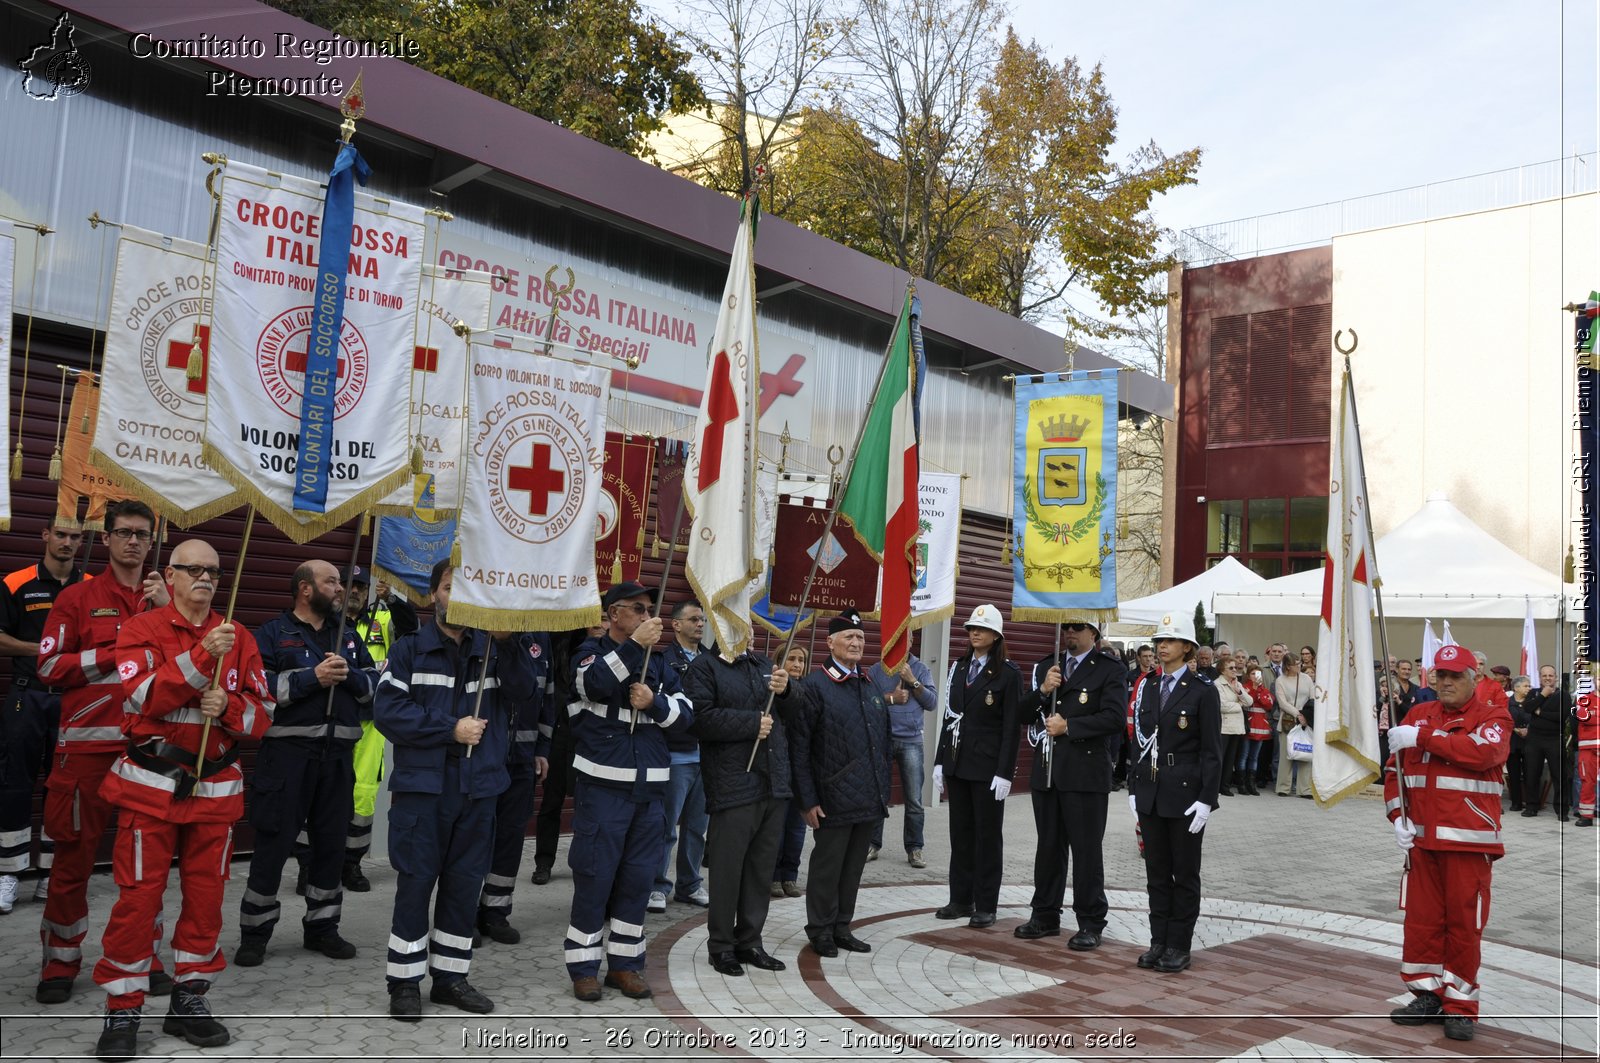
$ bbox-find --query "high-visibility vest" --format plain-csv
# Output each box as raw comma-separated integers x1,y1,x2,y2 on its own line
356,602,393,664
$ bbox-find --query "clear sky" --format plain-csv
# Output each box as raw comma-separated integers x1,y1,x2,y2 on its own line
1005,0,1599,237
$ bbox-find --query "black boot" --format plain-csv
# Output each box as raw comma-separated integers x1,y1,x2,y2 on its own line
162,980,230,1047
95,1006,141,1062
341,860,371,893
1244,775,1260,796
1219,771,1235,797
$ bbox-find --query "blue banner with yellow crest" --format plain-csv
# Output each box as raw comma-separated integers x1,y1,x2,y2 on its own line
1011,373,1118,623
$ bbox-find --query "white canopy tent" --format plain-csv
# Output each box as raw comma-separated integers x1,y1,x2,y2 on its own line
1112,555,1265,630
1212,496,1576,669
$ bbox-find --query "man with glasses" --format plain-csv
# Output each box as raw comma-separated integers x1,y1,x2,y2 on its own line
1016,615,1127,951
0,520,89,912
35,501,172,1006
92,539,274,1059
234,560,377,969
653,600,710,911
563,581,693,1003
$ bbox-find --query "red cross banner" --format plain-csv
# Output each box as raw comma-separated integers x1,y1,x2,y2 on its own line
685,204,762,659
91,226,239,526
374,264,494,516
595,432,657,592
449,344,610,630
0,232,13,531
204,160,426,542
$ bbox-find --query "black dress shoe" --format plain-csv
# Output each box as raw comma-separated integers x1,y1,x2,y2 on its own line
934,903,973,920
1521,808,1539,817
1013,918,1060,940
477,919,521,945
1135,945,1164,969
735,947,786,971
709,951,746,976
430,978,494,1014
1067,929,1101,951
808,935,838,958
967,911,996,928
833,930,872,952
389,983,421,1022
303,932,358,960
1154,947,1191,973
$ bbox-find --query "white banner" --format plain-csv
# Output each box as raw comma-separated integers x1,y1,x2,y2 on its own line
375,265,493,516
91,226,239,526
0,234,12,531
911,470,962,624
449,346,609,629
205,160,426,541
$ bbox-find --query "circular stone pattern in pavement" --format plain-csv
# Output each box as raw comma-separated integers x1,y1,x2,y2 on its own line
651,884,1597,1061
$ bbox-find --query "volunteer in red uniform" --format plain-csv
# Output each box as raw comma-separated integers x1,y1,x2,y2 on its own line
1385,644,1513,1043
1574,689,1598,827
34,501,172,1006
91,539,274,1062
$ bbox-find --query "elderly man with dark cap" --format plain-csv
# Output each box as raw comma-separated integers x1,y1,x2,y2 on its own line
789,611,890,957
1016,611,1127,949
562,581,694,1003
1385,644,1514,1043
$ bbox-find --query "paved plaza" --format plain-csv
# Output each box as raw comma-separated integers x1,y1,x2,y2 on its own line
0,786,1594,1061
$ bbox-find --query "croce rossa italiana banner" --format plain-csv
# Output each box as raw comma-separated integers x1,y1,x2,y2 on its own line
205,160,425,541
449,344,610,630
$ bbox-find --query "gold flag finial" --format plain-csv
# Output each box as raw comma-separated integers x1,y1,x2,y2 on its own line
340,70,366,143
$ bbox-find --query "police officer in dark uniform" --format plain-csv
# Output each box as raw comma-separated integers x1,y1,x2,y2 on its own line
1130,612,1222,973
1016,612,1127,948
236,560,377,967
0,522,86,907
933,604,1022,928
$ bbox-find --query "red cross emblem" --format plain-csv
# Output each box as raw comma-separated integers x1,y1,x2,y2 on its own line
696,350,741,492
165,325,210,394
283,344,349,379
413,346,439,373
507,442,566,517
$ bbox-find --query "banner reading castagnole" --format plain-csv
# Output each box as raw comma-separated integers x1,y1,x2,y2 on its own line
203,159,425,541
374,265,493,516
91,226,239,526
448,345,609,630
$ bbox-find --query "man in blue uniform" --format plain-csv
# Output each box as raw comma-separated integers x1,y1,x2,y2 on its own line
475,632,552,945
563,581,694,1003
374,561,532,1021
236,560,376,968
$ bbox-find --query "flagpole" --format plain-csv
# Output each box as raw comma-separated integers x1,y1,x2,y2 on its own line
323,513,368,720
1338,338,1403,822
195,507,256,775
635,466,690,735
747,283,914,771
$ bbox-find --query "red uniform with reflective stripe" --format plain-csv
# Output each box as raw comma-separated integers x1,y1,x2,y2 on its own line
1383,689,1512,856
1576,693,1599,818
99,603,273,824
36,570,148,754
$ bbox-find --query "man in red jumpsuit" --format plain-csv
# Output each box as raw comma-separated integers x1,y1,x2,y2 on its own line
35,500,173,1006
1575,688,1598,827
91,539,273,1061
1384,644,1512,1043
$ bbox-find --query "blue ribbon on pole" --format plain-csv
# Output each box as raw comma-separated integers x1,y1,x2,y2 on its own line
292,141,370,513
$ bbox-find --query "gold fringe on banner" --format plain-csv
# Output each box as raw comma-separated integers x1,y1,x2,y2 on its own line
1011,606,1120,627
86,446,239,529
370,563,434,609
751,609,817,638
198,441,411,545
444,599,601,634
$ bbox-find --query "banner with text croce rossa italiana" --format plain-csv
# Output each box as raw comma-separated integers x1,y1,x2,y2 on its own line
449,344,610,630
374,265,494,516
204,160,425,542
92,226,239,526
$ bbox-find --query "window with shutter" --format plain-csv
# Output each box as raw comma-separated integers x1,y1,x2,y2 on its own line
1207,314,1248,445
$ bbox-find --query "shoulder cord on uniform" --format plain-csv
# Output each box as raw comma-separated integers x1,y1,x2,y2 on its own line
1134,682,1159,768
941,657,963,749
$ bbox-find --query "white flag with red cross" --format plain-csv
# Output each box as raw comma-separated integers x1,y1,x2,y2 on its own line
449,341,609,630
685,203,761,661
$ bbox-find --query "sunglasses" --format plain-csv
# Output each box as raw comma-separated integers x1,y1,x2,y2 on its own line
616,602,652,615
1062,623,1092,632
171,564,223,581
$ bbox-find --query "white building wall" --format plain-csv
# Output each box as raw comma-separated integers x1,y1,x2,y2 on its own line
1332,194,1587,578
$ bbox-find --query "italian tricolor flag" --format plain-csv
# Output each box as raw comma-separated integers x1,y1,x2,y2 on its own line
839,292,920,671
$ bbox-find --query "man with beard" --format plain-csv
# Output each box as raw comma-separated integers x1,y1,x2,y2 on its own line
235,560,377,968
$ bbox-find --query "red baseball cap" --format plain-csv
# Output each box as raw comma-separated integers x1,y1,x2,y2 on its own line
1433,645,1474,674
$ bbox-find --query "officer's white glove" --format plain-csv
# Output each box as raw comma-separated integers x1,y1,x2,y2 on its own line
1128,793,1138,818
932,764,945,795
1393,816,1416,851
1184,800,1211,834
1388,724,1420,751
989,776,1011,801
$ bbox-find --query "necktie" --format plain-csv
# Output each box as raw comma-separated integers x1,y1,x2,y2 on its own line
1160,674,1176,706
1064,657,1077,681
967,661,980,686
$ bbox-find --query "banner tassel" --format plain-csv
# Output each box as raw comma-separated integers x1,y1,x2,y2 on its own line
410,440,423,475
449,539,462,568
611,555,623,585
47,446,62,481
10,445,21,481
185,338,205,383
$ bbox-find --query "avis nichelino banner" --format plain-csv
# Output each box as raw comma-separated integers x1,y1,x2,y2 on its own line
1011,373,1118,625
203,159,425,542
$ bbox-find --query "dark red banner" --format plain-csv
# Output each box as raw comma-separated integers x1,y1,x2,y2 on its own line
651,439,693,553
596,432,657,592
769,496,878,612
